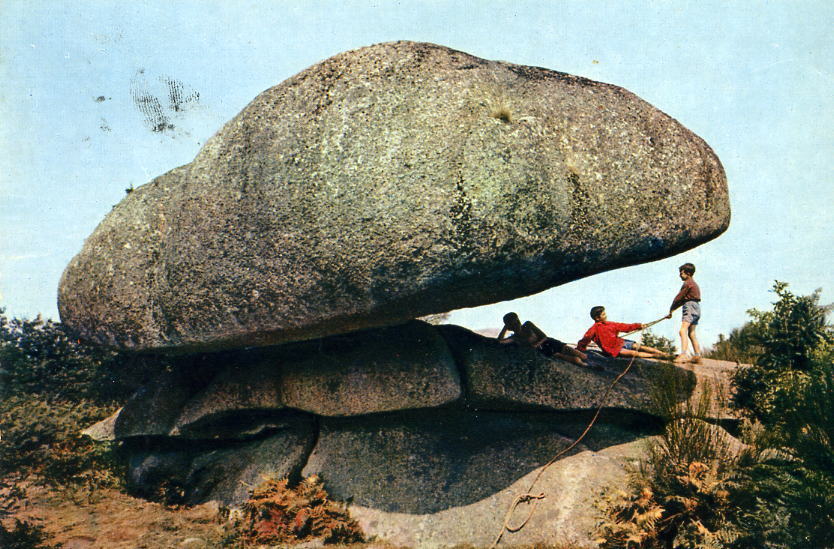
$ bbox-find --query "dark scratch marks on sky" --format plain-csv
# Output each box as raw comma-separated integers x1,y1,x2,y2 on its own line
129,69,201,134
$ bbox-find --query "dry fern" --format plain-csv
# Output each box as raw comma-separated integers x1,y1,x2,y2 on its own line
234,474,364,545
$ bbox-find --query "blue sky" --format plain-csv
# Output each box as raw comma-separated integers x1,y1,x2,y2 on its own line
1,1,832,349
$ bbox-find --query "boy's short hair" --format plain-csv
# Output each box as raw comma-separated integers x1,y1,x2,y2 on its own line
503,312,520,325
679,263,696,275
590,306,605,320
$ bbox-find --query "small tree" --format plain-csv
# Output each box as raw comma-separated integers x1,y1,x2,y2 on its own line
728,282,834,548
640,329,677,355
705,322,762,364
731,281,833,424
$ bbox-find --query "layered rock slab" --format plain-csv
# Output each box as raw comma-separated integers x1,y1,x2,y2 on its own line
114,321,461,439
301,409,655,515
280,320,460,416
59,40,729,353
439,325,694,414
125,414,316,505
344,419,741,548
112,323,722,442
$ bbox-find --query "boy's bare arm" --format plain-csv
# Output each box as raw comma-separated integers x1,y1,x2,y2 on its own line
528,321,548,347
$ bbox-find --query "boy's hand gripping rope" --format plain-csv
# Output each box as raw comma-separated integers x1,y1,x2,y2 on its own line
489,314,670,548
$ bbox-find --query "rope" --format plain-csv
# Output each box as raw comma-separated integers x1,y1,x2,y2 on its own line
489,315,670,548
622,315,669,337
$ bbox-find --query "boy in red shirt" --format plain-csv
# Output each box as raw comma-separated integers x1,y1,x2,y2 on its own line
577,306,672,359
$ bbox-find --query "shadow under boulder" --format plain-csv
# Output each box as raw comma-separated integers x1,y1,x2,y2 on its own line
302,408,658,514
123,411,317,505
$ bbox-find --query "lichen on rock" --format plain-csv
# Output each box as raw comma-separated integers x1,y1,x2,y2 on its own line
59,41,729,354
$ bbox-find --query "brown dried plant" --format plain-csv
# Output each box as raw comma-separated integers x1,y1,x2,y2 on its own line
233,474,364,546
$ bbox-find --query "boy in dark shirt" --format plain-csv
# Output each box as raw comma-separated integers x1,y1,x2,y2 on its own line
498,312,588,366
577,306,672,359
665,262,701,363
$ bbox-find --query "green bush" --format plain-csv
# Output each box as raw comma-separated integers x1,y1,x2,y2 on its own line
0,395,123,496
725,282,833,547
640,329,677,355
731,356,834,548
705,322,762,364
0,308,138,503
0,308,141,402
731,282,833,423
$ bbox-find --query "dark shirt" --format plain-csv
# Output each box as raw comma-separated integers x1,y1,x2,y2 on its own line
670,278,701,311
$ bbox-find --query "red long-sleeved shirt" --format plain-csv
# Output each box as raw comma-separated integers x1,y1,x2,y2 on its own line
576,320,642,357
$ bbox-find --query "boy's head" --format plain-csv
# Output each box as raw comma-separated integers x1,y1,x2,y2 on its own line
503,312,521,330
679,263,696,277
590,306,605,321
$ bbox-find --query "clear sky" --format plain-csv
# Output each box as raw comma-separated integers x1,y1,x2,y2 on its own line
1,1,832,349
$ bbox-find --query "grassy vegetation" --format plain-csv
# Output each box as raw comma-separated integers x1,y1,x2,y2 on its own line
0,307,370,547
596,281,833,548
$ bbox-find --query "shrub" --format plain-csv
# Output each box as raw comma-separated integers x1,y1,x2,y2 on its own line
232,475,364,545
731,282,832,423
723,282,833,547
705,322,762,364
0,308,141,402
731,355,834,548
0,395,123,497
596,365,742,548
640,329,677,355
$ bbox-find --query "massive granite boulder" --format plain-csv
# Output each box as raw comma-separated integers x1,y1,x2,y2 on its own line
59,41,729,353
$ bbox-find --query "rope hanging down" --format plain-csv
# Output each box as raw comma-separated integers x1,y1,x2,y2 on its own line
489,315,670,548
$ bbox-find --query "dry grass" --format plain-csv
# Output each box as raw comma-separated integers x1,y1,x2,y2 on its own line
8,482,587,548
8,484,228,548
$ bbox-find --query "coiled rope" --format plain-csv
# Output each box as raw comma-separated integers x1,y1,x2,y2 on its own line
489,314,669,548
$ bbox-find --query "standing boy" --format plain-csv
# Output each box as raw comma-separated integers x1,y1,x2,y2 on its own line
577,306,672,359
498,312,588,366
666,262,701,362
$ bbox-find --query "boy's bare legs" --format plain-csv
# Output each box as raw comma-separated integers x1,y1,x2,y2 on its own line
566,346,587,361
619,347,673,360
555,351,586,366
688,324,701,362
688,324,701,355
553,347,588,366
677,321,692,362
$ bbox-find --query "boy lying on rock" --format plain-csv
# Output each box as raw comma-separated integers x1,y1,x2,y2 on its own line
498,312,588,367
577,306,673,360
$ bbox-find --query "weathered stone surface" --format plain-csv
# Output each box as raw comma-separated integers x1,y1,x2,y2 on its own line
281,321,461,416
439,324,694,414
80,407,121,441
59,41,729,353
349,440,643,548
114,351,284,439
115,322,460,436
170,358,284,437
684,359,740,421
301,409,655,515
125,413,316,505
347,422,745,548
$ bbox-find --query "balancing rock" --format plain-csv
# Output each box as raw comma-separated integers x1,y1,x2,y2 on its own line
59,40,729,353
